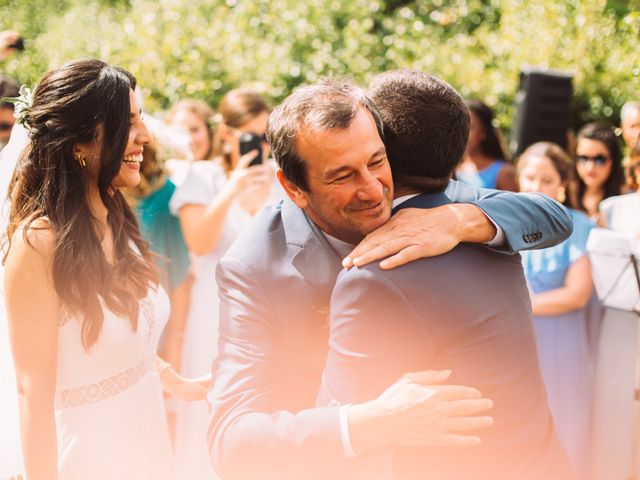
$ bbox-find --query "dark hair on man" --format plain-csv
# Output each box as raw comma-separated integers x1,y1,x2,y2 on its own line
267,79,384,191
6,59,158,350
0,75,20,110
575,121,624,205
466,99,509,161
368,69,470,193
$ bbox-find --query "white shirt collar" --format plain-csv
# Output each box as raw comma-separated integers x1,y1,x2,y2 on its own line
392,193,420,208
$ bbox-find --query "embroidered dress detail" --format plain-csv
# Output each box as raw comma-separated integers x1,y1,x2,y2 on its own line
141,296,155,342
55,354,155,410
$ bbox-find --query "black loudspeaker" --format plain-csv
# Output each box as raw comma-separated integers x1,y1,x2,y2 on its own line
510,69,573,156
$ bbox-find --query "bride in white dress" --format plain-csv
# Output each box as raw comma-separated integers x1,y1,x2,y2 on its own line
3,59,207,480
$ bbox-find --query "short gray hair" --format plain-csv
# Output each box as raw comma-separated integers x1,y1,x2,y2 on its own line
267,79,384,191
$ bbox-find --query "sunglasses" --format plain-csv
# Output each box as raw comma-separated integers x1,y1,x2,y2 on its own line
0,122,14,132
576,154,610,166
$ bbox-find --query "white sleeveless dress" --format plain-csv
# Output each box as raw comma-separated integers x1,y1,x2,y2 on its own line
55,286,176,480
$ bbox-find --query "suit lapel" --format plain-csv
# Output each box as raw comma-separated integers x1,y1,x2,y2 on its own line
282,198,342,307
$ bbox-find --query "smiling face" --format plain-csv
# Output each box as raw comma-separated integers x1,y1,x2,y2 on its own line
518,154,564,201
169,108,211,160
111,90,151,189
279,108,393,244
575,138,613,190
79,90,151,189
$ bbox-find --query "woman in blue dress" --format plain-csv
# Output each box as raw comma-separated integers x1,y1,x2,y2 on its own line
518,141,595,478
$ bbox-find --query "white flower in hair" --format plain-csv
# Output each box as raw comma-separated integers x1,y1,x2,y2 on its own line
2,84,33,129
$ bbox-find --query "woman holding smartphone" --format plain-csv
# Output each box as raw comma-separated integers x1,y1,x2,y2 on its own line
169,87,280,480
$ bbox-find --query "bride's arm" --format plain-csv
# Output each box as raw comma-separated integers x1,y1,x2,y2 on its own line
156,356,211,401
5,226,60,480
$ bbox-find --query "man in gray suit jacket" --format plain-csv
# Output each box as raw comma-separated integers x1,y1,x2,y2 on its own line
209,79,573,479
322,70,572,479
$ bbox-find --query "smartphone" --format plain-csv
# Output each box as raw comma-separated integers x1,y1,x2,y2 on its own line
238,132,263,166
8,37,25,51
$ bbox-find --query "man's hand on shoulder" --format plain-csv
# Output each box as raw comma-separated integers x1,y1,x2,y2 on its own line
343,204,497,270
347,369,493,454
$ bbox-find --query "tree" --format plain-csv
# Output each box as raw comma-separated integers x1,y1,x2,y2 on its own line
1,0,638,134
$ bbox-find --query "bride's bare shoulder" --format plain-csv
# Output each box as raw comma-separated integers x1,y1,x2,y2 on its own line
6,217,55,261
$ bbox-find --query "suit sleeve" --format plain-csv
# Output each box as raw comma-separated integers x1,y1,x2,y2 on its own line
208,254,345,479
445,179,573,253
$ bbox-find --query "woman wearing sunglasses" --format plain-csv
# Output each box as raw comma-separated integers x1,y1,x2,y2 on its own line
574,122,625,223
169,88,280,480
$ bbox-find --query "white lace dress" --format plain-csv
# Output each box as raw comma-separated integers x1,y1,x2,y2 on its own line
55,286,175,480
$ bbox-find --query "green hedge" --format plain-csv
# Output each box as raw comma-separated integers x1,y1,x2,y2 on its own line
2,0,639,133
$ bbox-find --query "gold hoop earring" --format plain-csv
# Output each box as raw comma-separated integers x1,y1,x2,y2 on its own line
557,187,566,204
74,153,87,168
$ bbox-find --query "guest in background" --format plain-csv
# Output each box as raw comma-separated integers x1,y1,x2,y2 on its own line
166,98,215,161
123,142,192,371
620,101,640,152
590,143,640,479
169,88,279,480
455,99,517,191
599,144,640,238
0,76,20,151
518,142,594,478
574,122,625,223
165,98,215,185
0,30,22,61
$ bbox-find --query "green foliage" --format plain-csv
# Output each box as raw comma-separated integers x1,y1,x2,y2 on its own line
1,0,638,134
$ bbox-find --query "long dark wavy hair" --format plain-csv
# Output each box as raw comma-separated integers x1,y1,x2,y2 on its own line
4,59,158,350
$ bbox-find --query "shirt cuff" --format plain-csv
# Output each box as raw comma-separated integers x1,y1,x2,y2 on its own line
484,214,505,247
339,404,357,458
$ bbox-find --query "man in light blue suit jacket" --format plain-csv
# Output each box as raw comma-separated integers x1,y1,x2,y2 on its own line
321,70,572,479
209,79,573,479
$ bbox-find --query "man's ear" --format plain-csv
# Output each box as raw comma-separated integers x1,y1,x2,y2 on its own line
277,169,308,209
